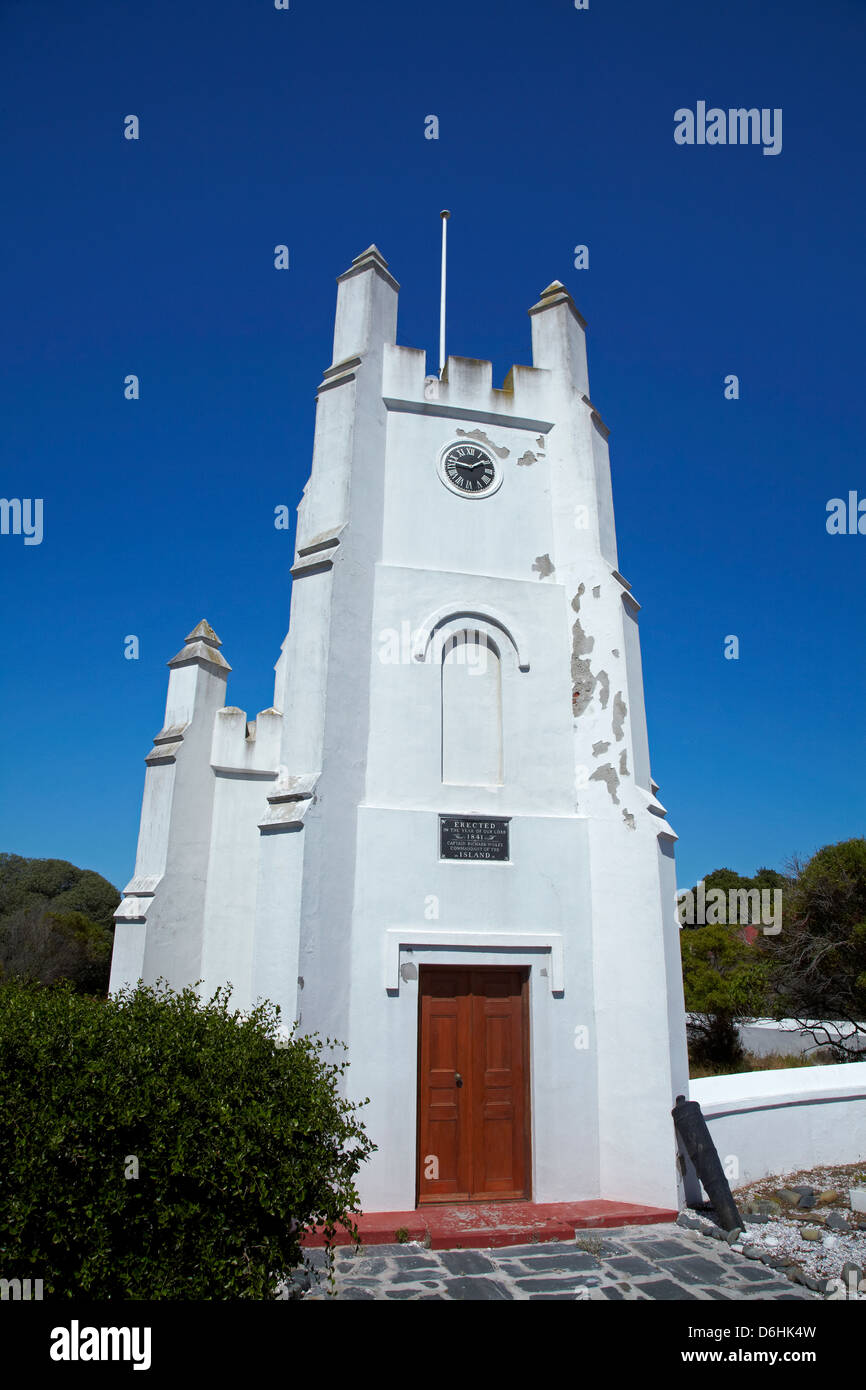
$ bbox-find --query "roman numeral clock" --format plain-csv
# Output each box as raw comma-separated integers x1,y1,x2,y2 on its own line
437,441,502,496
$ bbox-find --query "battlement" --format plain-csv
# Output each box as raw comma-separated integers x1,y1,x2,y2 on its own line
382,344,553,425
328,245,590,412
211,704,282,775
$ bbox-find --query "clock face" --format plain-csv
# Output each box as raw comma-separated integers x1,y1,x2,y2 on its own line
439,442,500,497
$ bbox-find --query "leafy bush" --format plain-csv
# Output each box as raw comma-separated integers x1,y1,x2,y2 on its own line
0,977,375,1299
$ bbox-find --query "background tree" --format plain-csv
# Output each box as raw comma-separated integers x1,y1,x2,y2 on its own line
0,854,119,994
753,866,786,895
769,837,866,1058
680,921,773,1067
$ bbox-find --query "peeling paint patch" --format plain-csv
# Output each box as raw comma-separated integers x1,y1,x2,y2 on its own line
536,436,545,449
592,585,601,598
517,450,537,466
619,749,629,776
571,584,597,716
456,427,509,458
590,763,620,805
597,670,610,710
613,691,627,741
532,553,554,578
622,809,636,831
592,740,610,757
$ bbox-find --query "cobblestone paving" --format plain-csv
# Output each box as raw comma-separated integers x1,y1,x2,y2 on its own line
299,1223,822,1301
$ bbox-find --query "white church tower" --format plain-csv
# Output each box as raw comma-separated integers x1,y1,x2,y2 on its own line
111,243,690,1215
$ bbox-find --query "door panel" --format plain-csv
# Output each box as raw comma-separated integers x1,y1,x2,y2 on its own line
418,967,529,1203
419,973,470,1200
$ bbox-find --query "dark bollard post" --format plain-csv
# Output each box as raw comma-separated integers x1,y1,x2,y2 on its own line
672,1094,744,1233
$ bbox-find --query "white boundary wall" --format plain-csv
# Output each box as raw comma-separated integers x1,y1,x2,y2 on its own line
737,1018,866,1057
691,1063,866,1187
687,1014,866,1058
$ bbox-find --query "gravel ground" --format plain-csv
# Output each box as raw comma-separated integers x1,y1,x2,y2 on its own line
686,1161,866,1297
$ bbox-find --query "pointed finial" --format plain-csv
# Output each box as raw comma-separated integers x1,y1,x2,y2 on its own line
528,279,586,328
168,620,231,673
351,244,390,269
337,244,399,292
184,619,222,648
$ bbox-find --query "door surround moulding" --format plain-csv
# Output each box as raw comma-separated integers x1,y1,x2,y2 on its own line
385,928,564,994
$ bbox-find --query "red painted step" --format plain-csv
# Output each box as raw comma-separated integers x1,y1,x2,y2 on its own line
302,1199,678,1250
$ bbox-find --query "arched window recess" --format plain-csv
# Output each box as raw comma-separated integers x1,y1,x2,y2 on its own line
411,605,530,672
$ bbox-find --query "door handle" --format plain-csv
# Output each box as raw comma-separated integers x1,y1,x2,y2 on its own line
455,1072,463,1087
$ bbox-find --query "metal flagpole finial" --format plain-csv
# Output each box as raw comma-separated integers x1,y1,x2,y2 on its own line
439,211,451,377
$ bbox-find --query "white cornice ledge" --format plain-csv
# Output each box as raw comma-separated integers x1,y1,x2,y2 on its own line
258,773,318,833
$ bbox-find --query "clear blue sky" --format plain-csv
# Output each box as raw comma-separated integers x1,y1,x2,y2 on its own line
1,0,863,894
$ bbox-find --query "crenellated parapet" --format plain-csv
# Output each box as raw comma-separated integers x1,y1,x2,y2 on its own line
210,705,282,776
378,277,592,426
382,345,554,431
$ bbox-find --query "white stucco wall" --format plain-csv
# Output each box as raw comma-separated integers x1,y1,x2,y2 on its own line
691,1063,866,1187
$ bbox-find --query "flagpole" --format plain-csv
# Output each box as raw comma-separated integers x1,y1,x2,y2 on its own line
439,210,450,377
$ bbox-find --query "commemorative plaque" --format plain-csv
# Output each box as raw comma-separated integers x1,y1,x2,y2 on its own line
439,815,510,861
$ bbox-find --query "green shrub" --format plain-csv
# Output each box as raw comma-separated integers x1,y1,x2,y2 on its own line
0,977,375,1299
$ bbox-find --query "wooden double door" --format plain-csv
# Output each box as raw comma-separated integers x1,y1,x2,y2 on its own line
417,967,530,1203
